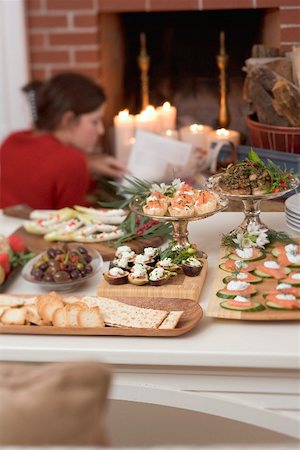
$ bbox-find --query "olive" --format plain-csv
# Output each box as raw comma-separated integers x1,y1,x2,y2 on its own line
77,246,88,254
85,264,93,274
84,254,92,263
44,274,54,282
38,262,48,271
70,269,80,280
76,262,85,271
31,268,44,281
47,248,57,259
55,249,64,255
53,271,71,283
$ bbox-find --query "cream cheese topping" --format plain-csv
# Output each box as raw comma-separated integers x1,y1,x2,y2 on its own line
227,280,250,291
149,267,165,281
236,272,248,280
275,294,296,301
291,273,300,280
235,248,253,259
109,267,125,276
276,283,292,290
263,261,280,269
131,264,147,278
284,244,300,264
233,296,250,303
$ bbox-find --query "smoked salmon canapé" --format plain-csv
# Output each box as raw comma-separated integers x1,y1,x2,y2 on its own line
143,192,169,216
228,247,265,262
219,259,257,273
263,283,300,298
220,296,265,312
279,272,300,287
194,191,218,215
271,243,300,268
168,195,195,217
265,293,300,310
216,280,257,299
253,260,291,279
222,271,263,284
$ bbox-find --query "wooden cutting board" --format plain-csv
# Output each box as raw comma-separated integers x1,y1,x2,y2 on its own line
13,227,165,261
97,259,208,302
0,295,203,337
206,243,300,321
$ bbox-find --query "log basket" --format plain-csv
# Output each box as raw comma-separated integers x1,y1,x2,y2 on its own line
246,115,300,154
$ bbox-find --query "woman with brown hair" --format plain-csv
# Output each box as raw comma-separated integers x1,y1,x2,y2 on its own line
0,72,126,209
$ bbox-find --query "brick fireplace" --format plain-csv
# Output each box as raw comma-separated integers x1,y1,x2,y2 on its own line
24,0,300,143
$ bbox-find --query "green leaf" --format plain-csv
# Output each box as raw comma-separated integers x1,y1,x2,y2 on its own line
248,148,263,165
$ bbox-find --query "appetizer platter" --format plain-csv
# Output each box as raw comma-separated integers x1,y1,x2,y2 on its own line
14,205,169,261
206,230,300,321
129,178,228,257
208,149,299,234
0,292,202,337
98,243,207,302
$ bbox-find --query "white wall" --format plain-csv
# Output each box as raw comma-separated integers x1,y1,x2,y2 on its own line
0,0,31,142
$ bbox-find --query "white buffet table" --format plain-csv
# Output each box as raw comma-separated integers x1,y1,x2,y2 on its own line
0,211,299,445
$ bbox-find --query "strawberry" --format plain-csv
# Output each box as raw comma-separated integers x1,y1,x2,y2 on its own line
0,253,11,275
7,234,26,253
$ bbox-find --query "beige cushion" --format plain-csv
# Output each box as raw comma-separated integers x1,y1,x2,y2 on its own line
0,361,111,446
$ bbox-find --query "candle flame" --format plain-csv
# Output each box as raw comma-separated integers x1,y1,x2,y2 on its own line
118,109,130,120
216,128,229,136
162,101,171,111
190,124,204,133
140,105,156,119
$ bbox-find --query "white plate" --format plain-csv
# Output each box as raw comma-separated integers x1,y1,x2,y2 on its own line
285,211,300,224
285,215,300,228
285,207,300,221
285,193,300,215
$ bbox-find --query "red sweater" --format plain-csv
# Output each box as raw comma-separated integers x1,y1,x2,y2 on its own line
0,131,91,209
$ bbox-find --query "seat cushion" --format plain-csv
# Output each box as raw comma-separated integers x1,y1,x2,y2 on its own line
0,361,111,446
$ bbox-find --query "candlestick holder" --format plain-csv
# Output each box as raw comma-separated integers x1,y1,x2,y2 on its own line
216,31,230,129
138,32,150,110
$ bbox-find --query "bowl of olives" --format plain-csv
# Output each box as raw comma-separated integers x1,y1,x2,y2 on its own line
21,244,103,291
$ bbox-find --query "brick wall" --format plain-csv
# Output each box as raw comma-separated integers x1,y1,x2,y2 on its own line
25,0,300,83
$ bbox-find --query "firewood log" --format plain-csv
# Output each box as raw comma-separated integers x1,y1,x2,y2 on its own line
272,79,300,127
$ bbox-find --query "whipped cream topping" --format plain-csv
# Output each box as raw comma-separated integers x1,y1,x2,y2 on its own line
235,260,248,269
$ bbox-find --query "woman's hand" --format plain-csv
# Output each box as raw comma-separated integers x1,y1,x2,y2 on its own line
87,153,128,180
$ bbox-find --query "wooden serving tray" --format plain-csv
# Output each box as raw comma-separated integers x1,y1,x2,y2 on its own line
97,259,208,302
206,244,300,321
14,227,165,261
0,296,202,337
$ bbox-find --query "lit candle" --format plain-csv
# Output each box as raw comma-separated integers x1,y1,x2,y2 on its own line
161,129,179,140
135,105,158,133
113,109,135,165
179,124,212,151
157,101,177,132
207,127,240,148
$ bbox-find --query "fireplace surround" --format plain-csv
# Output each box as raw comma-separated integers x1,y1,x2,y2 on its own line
22,0,299,146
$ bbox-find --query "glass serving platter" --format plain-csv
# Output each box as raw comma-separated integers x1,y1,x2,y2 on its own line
130,193,228,258
208,173,299,234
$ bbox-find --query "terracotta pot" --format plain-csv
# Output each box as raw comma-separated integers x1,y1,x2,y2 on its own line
246,115,300,154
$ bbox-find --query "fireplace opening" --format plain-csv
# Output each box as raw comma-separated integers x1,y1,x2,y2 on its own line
101,8,279,144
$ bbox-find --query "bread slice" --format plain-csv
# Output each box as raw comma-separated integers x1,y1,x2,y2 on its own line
36,291,62,317
78,307,105,328
159,311,184,329
25,304,44,326
52,307,68,327
40,297,64,324
1,307,26,325
65,303,86,327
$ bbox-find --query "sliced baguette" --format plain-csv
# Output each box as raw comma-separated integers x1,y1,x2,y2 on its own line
40,297,64,323
1,307,27,325
52,307,68,327
78,307,105,328
65,303,86,327
25,304,44,326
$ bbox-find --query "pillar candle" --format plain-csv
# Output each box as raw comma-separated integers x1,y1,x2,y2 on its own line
207,128,240,148
179,124,212,151
135,105,158,133
113,109,135,165
160,129,179,140
157,101,177,132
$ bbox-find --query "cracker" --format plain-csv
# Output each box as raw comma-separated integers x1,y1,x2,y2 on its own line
82,296,168,329
159,311,184,329
1,307,27,325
